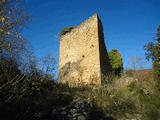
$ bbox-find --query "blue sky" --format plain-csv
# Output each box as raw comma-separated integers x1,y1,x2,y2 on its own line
23,0,160,77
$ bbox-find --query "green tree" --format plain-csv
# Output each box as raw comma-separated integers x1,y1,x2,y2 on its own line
144,25,160,86
108,49,123,76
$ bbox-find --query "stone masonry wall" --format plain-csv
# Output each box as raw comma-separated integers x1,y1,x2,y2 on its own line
58,14,111,85
98,16,112,78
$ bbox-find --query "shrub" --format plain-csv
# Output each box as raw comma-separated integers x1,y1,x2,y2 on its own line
125,69,134,77
60,27,74,36
83,84,137,119
127,81,136,91
138,90,160,120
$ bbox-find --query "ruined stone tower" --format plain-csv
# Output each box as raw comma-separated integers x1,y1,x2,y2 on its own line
58,14,111,85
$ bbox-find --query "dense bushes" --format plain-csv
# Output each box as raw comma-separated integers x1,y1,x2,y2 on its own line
0,63,73,120
0,58,160,120
1,57,159,120
153,61,160,89
80,72,160,120
138,91,160,120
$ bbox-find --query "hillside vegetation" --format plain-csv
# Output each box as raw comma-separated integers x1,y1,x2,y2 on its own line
0,0,160,120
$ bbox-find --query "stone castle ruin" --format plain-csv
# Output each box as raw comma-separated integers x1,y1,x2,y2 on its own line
58,14,111,85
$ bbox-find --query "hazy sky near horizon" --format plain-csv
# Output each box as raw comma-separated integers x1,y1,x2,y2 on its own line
23,0,160,78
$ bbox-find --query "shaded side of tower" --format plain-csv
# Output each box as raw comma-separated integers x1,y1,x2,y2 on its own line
97,15,112,83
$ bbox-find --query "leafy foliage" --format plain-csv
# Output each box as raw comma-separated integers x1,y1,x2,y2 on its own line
144,26,160,62
108,49,123,76
0,63,72,120
60,27,74,36
144,25,160,86
138,91,160,120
